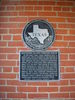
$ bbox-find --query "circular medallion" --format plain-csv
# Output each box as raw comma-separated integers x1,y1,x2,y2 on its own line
23,20,55,50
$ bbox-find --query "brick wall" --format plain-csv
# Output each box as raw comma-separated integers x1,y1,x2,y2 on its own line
0,0,75,99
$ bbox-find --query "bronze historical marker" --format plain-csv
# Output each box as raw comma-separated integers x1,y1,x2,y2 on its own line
20,20,60,81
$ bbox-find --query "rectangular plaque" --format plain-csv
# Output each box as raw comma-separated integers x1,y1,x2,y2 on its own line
20,51,60,81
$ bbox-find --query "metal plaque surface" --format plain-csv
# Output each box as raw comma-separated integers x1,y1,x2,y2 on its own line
20,51,60,81
23,20,55,50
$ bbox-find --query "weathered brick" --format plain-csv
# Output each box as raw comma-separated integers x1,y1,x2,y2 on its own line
0,73,16,79
0,60,16,66
60,86,75,92
50,93,69,98
3,67,12,72
7,80,26,86
38,87,58,92
17,87,37,92
62,73,75,79
0,86,16,92
38,12,56,16
0,93,5,98
19,12,37,16
0,48,16,53
7,93,26,98
27,82,47,86
70,80,75,85
28,93,48,99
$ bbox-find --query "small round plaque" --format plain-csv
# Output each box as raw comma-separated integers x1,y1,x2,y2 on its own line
23,20,55,50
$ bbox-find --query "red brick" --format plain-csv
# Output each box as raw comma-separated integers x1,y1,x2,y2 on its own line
57,2,73,6
49,82,58,86
9,29,22,34
68,18,75,23
58,12,75,17
0,6,5,11
69,30,75,34
0,23,18,28
3,35,11,40
65,67,74,72
34,6,42,11
70,80,75,85
62,73,75,79
69,54,75,59
7,6,15,10
0,93,5,98
27,82,47,86
28,93,48,99
0,12,18,16
7,93,26,98
44,6,52,11
19,12,37,16
49,80,68,86
0,60,16,66
0,80,5,85
9,17,27,22
3,67,12,72
51,23,57,28
56,35,63,40
1,0,19,5
17,87,37,92
0,48,16,53
8,42,24,47
58,24,75,28
38,1,55,5
7,80,26,86
0,29,8,34
60,48,75,53
72,7,75,12
62,7,70,11
0,42,7,46
7,54,19,60
25,6,34,10
61,61,75,66
0,86,16,92
38,87,58,92
0,73,16,79
70,93,75,98
53,7,61,11
20,1,37,5
38,12,56,16
13,35,21,40
0,17,8,22
50,93,69,98
48,17,66,22
53,41,68,47
60,67,65,73
55,29,68,34
60,86,75,92
60,54,68,60
69,42,75,47
64,36,75,40
17,23,25,28
16,6,24,10
13,67,19,72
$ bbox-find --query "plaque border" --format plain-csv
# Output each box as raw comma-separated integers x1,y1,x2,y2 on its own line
22,19,55,50
19,50,60,82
